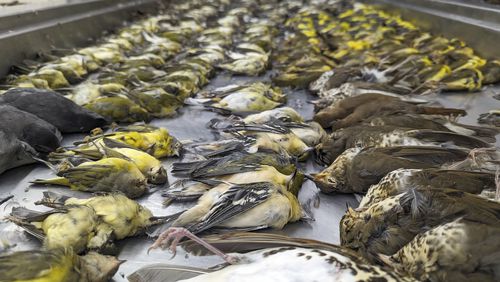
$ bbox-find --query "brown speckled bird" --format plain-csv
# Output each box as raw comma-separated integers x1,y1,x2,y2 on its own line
340,187,500,262
359,168,497,209
383,218,500,282
315,125,490,162
313,93,466,129
139,231,416,282
313,146,469,194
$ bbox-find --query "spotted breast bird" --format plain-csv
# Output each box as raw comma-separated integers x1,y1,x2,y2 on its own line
315,125,491,162
359,168,497,209
313,93,466,129
382,218,500,282
135,232,415,282
313,146,469,194
367,113,499,143
340,187,500,262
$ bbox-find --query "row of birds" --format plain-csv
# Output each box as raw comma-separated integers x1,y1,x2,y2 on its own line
1,0,500,282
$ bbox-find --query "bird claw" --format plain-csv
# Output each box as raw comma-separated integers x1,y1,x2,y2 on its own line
148,227,190,258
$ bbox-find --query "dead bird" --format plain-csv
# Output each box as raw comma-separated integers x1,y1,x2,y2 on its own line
478,110,500,127
359,168,497,209
313,93,466,129
0,88,107,133
134,232,416,282
368,113,499,142
383,218,500,282
340,187,500,262
313,146,469,194
0,130,38,175
0,104,62,153
8,191,171,253
187,82,284,115
163,164,302,204
0,248,121,282
315,125,491,162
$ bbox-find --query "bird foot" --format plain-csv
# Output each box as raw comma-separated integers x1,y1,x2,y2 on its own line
148,227,240,264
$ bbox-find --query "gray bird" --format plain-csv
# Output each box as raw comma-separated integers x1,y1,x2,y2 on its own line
0,105,62,153
0,88,108,133
0,129,37,174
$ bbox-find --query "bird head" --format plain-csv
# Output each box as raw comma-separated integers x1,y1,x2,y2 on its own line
148,166,168,185
78,251,124,282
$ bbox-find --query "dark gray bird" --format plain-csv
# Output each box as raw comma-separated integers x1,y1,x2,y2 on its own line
0,88,107,133
0,129,37,174
0,105,62,153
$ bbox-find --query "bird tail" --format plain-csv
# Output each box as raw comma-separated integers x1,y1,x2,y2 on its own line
30,177,70,187
408,130,492,149
128,264,210,282
444,121,499,142
417,106,466,116
34,191,72,208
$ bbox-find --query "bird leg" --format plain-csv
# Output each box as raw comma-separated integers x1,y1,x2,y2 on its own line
148,227,240,264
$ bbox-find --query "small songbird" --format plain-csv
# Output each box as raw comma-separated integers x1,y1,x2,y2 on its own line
359,168,497,209
83,95,151,123
313,93,466,129
315,125,491,162
0,130,38,175
73,124,182,159
243,107,304,124
0,248,121,282
31,157,148,198
313,146,469,194
8,192,167,253
0,104,62,153
367,113,499,142
340,187,500,262
382,218,500,282
164,164,302,204
137,232,416,282
478,110,500,128
152,182,305,241
0,88,107,133
50,138,168,185
220,122,313,160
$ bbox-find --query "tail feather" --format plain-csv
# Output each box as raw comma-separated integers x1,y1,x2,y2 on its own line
128,264,210,282
30,177,70,187
35,191,72,207
409,130,492,149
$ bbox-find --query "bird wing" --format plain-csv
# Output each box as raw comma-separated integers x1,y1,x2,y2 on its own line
375,146,469,165
62,164,116,189
181,232,362,260
407,130,491,149
188,182,274,234
0,250,65,281
128,264,211,282
173,157,262,179
222,122,290,135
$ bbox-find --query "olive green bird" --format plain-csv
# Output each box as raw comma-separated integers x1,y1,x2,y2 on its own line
31,157,148,198
72,124,182,159
83,95,151,123
8,192,168,253
340,187,500,262
382,218,500,282
0,248,121,282
50,138,167,185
